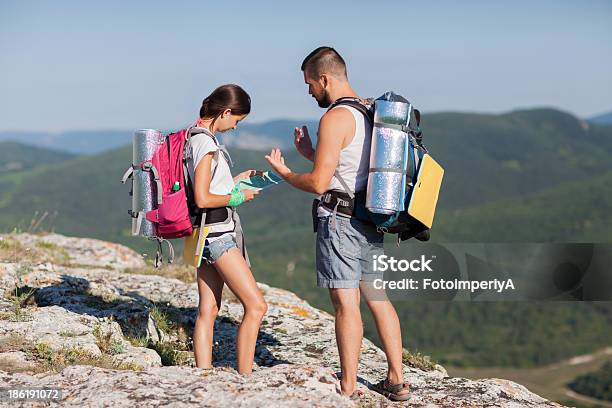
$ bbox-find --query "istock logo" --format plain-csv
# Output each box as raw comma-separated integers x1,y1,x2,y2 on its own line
372,255,434,272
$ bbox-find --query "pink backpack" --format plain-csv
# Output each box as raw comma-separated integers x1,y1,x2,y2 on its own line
122,128,195,265
144,128,193,238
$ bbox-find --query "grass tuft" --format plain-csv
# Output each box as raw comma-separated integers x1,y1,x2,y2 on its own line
28,341,140,373
402,349,437,372
148,340,191,366
149,306,173,335
3,284,37,322
92,322,124,355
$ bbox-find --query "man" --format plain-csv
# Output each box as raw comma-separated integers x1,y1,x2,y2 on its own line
265,46,409,401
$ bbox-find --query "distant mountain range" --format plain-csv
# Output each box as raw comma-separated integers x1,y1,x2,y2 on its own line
589,111,612,125
0,130,131,155
2,108,608,156
2,107,611,230
221,119,319,150
0,119,318,155
0,141,74,173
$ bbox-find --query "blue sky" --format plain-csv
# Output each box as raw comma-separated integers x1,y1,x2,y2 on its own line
0,0,610,132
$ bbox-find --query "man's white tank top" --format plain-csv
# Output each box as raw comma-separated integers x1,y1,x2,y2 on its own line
318,104,372,216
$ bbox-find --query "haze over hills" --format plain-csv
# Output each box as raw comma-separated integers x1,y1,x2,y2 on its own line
3,107,612,234
0,107,611,373
221,119,319,150
1,107,608,155
436,170,612,242
589,111,612,125
0,119,318,155
0,141,74,173
0,130,131,155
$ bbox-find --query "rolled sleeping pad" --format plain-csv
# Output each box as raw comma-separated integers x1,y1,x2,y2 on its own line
366,92,412,215
132,129,164,237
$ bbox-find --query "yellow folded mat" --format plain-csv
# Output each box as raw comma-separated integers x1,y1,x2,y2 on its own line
407,154,444,228
183,226,209,268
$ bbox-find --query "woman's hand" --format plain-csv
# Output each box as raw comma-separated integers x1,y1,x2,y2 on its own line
242,189,259,203
233,169,257,183
228,186,259,207
265,148,291,179
294,126,315,161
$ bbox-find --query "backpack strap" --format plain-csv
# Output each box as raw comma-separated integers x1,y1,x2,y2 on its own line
128,209,145,236
141,161,163,205
186,127,223,175
121,161,163,206
184,127,230,231
326,97,375,200
333,171,355,200
120,166,134,184
376,122,409,133
329,97,374,124
320,98,371,228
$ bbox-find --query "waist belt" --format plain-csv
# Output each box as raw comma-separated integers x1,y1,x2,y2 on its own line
205,207,231,224
320,190,355,217
195,207,234,238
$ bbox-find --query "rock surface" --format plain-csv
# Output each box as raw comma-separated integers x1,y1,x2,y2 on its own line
0,233,566,407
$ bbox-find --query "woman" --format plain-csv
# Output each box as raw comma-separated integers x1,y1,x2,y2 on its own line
189,84,267,374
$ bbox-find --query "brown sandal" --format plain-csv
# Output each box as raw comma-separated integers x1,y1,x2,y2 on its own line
370,379,410,401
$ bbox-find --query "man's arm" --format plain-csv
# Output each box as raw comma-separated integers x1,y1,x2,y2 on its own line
294,126,315,162
266,108,355,194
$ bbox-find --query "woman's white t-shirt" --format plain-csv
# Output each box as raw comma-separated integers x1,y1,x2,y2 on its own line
188,127,236,241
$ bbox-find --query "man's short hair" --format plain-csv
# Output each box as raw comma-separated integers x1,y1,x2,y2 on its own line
301,46,347,80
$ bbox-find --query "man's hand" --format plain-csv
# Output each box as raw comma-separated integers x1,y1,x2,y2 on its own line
272,108,352,194
265,148,291,179
294,126,315,161
233,169,257,183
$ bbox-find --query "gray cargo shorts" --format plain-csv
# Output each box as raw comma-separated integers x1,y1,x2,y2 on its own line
315,214,384,288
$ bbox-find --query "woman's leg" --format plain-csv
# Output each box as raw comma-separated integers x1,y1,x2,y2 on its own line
213,247,268,374
193,263,224,369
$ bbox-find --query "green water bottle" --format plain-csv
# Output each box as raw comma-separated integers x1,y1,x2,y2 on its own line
172,181,180,192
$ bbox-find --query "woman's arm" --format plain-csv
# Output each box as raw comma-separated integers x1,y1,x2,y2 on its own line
193,152,232,208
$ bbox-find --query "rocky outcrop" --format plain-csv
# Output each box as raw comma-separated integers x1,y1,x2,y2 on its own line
0,233,565,407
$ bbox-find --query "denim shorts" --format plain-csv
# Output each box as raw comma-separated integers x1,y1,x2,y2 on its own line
315,214,384,288
202,234,238,264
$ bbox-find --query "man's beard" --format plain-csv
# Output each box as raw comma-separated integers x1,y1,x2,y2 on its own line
315,91,332,108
